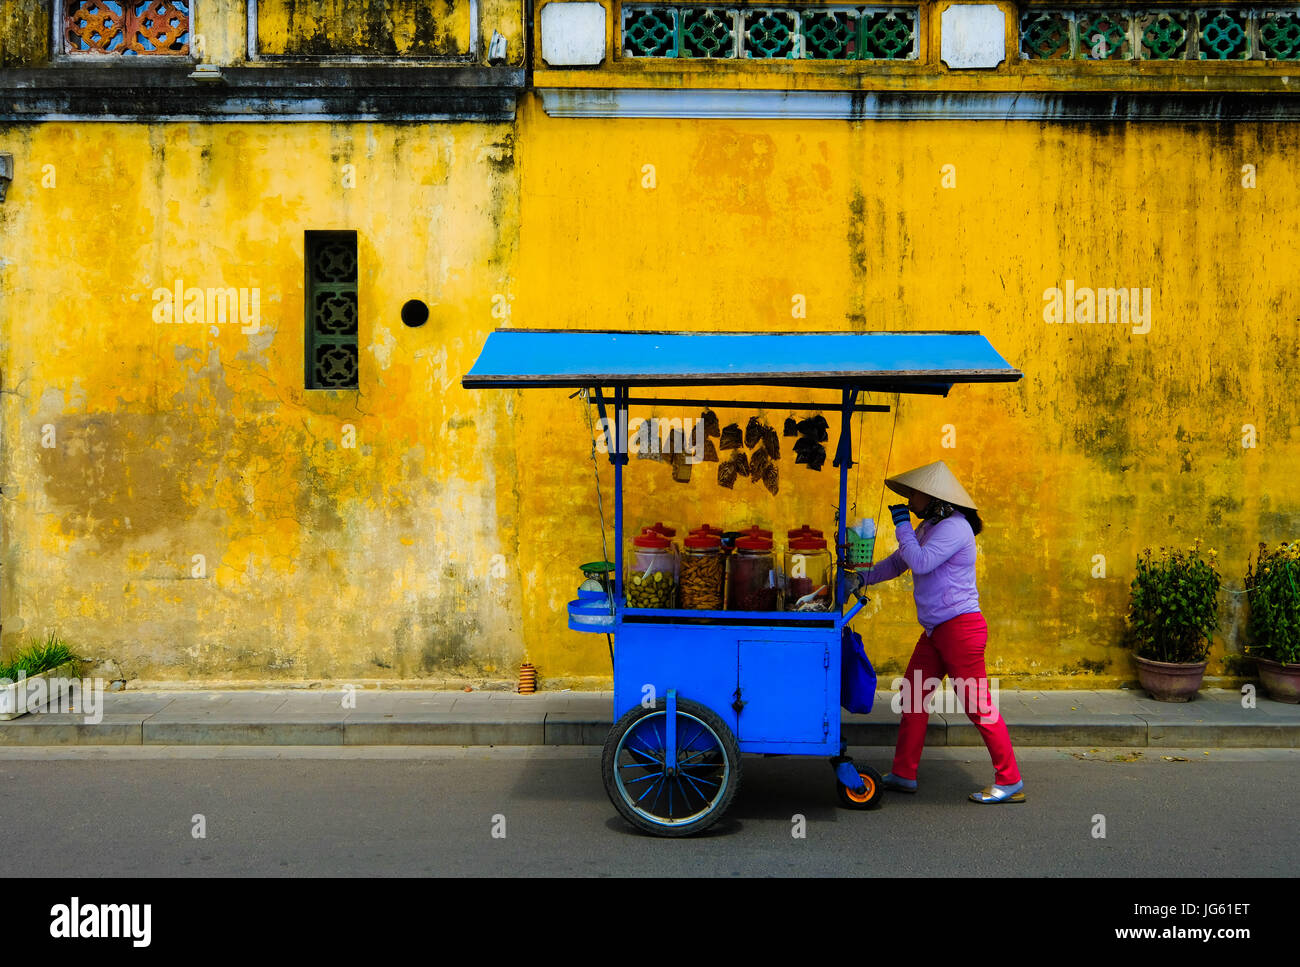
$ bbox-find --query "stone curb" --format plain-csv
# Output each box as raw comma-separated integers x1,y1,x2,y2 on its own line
0,688,1296,747
2,711,1296,747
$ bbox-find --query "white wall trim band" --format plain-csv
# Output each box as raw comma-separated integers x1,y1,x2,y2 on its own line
537,88,1300,121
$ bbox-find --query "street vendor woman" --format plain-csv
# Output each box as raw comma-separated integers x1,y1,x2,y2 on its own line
851,460,1025,804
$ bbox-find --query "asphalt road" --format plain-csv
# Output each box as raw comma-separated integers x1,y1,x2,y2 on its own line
3,746,1296,877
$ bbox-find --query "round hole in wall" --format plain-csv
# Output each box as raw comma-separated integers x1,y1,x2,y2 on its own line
401,299,430,328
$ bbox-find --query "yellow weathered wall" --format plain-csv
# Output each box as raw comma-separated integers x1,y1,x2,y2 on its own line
0,0,50,68
511,95,1300,686
2,3,1297,686
0,120,525,682
256,0,472,57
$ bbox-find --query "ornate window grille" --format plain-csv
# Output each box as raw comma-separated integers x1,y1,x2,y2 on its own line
622,5,919,60
62,1,191,56
1020,7,1300,60
305,232,360,391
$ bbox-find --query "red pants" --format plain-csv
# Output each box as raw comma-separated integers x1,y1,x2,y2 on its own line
891,611,1021,785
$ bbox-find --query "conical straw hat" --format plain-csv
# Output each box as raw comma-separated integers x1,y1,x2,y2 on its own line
885,461,977,510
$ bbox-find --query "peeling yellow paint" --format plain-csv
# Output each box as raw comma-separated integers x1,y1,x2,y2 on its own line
0,8,1295,689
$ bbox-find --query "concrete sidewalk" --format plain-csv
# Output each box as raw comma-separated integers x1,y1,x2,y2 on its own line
0,686,1297,747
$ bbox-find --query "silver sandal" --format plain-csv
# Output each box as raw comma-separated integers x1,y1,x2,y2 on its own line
969,782,1026,804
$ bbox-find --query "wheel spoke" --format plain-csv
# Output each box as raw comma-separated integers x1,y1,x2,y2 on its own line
623,771,663,784
678,770,713,800
677,722,702,751
628,736,660,759
676,747,716,765
648,773,669,812
637,773,666,805
680,773,720,789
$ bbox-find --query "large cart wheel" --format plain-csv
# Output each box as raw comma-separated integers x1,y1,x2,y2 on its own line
601,696,741,837
835,763,884,810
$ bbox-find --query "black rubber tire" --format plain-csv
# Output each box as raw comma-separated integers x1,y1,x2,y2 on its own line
601,697,741,837
835,763,884,810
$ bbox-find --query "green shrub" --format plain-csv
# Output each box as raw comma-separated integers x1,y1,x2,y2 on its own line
1124,542,1221,664
1245,542,1300,665
0,632,77,682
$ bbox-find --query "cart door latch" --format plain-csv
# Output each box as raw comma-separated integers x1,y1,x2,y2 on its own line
731,688,746,715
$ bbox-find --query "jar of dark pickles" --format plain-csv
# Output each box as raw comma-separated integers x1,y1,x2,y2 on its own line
727,535,781,612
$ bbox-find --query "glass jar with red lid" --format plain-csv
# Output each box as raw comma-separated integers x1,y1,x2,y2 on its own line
727,535,781,612
785,534,833,612
626,531,677,609
680,534,725,610
642,522,681,576
690,524,724,539
786,523,825,541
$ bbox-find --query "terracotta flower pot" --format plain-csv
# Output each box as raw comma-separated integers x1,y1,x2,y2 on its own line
1255,657,1300,704
1134,656,1207,703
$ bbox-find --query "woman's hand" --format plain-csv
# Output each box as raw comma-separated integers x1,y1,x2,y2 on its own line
889,504,911,526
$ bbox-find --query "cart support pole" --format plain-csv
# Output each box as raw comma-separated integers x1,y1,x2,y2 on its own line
612,385,627,605
836,386,858,609
665,689,677,772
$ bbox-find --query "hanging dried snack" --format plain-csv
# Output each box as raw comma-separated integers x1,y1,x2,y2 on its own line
796,416,829,443
704,439,719,462
784,417,799,437
671,450,693,483
763,427,780,461
668,427,685,457
750,447,770,481
795,443,827,471
731,450,750,478
702,409,720,439
793,435,821,457
762,462,779,496
718,459,738,489
745,416,768,450
635,417,663,461
719,423,742,450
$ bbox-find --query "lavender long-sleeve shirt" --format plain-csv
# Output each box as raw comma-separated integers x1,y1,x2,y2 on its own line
863,510,980,634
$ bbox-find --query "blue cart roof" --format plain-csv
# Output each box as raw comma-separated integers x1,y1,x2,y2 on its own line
462,329,1022,391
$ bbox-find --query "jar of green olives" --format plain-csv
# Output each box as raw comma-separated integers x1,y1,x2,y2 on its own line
625,532,678,609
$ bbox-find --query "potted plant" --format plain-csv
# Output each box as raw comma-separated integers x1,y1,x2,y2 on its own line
0,632,80,720
1244,541,1300,703
1123,541,1221,702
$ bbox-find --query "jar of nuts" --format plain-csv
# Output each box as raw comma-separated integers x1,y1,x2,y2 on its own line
681,534,725,610
625,532,678,609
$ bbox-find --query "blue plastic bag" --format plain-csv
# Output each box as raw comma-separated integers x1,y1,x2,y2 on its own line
840,627,877,714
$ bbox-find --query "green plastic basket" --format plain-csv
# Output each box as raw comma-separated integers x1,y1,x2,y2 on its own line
844,532,876,571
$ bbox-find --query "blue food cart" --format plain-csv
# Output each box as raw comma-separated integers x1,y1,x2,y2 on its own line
463,330,1022,836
